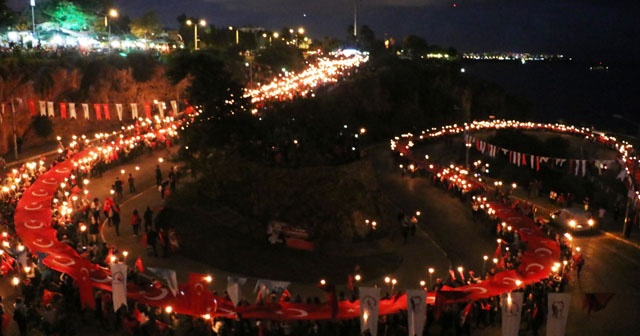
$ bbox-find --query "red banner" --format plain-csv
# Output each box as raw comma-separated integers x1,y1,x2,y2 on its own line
93,104,102,120
103,104,111,120
29,99,36,116
144,103,152,118
60,102,67,119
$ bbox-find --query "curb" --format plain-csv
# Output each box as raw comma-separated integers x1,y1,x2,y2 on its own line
602,231,640,250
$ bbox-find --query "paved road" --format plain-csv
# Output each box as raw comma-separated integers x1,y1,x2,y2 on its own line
378,141,640,336
5,141,640,335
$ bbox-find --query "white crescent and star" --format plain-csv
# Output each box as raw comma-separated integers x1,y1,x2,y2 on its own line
466,286,488,294
534,247,553,256
42,178,59,185
143,288,169,301
193,283,204,296
55,167,71,174
285,308,309,318
501,277,519,285
33,238,54,248
24,220,45,229
90,271,111,283
216,308,237,317
31,189,49,197
525,263,545,273
52,256,76,267
24,203,43,211
80,268,90,281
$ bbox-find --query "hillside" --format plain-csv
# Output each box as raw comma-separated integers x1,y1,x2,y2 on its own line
0,51,187,155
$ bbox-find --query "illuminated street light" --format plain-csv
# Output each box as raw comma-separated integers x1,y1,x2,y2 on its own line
186,19,207,51
105,8,118,52
228,26,239,45
31,0,36,43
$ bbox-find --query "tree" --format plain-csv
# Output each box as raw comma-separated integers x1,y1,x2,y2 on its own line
0,0,16,28
402,35,429,59
167,51,254,157
129,11,162,39
46,1,94,31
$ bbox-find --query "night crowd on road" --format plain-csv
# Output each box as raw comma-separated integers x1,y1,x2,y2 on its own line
0,125,585,336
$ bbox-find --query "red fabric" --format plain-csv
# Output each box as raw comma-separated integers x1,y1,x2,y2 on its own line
77,259,97,310
103,104,111,120
42,289,57,306
185,273,212,316
144,103,152,118
2,313,11,331
94,104,102,120
29,99,36,116
135,257,144,273
60,102,67,119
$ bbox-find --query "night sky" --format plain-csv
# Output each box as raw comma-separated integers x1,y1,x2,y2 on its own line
9,1,640,61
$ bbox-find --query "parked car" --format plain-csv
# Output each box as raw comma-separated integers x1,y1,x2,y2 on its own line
549,208,596,232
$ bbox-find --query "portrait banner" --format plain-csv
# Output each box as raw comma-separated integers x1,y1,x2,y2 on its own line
501,292,524,336
110,263,128,312
39,100,46,116
82,103,90,120
547,292,571,336
69,103,77,119
116,104,123,121
131,103,138,119
359,287,380,336
406,289,426,336
47,101,54,117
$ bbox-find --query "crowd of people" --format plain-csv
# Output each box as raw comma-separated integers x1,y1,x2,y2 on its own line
395,149,583,336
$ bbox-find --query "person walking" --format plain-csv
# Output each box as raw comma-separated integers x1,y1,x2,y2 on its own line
147,227,158,257
111,203,121,237
128,174,136,193
13,297,28,336
143,206,153,233
114,177,124,199
155,165,162,186
131,209,142,238
574,253,585,279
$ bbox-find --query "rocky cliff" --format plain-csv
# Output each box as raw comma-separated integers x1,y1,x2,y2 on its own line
0,53,187,157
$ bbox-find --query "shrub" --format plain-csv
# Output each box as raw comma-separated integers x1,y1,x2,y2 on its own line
32,115,54,138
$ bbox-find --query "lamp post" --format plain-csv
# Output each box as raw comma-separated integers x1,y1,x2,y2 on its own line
10,98,19,160
187,19,206,51
428,267,434,289
482,255,488,279
30,0,36,42
228,26,239,45
105,8,118,52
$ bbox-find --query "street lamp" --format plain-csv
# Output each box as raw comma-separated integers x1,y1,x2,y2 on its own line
105,8,118,52
30,0,36,42
228,26,239,45
428,267,434,289
482,255,488,279
187,19,206,51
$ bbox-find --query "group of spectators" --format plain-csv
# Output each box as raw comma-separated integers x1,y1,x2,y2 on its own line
395,152,578,336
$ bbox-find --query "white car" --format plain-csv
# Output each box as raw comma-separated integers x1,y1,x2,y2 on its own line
550,208,596,232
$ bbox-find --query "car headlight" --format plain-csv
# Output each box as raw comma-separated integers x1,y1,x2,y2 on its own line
588,219,595,226
569,220,576,227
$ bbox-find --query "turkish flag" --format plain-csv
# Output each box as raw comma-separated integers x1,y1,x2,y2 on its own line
187,273,212,316
135,257,145,273
29,99,36,116
94,104,102,120
103,104,111,120
144,102,152,118
60,102,67,119
42,289,58,306
77,259,97,310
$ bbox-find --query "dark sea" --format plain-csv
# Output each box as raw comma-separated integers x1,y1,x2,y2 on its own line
462,60,640,135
